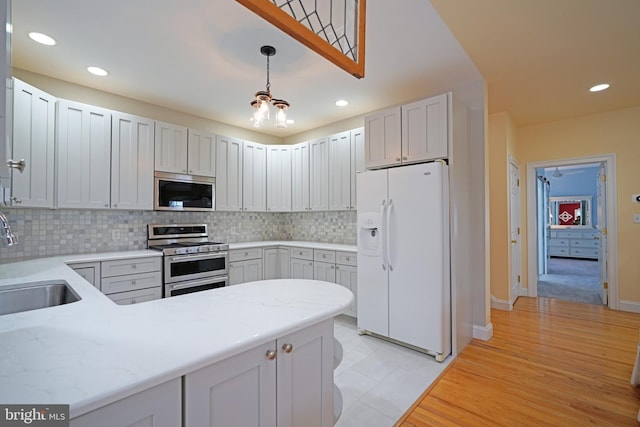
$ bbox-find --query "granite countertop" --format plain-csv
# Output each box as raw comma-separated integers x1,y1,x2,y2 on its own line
0,255,353,419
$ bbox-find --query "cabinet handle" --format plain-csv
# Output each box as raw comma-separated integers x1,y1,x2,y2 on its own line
266,349,277,360
132,264,137,269
308,262,312,266
131,280,137,285
402,156,407,160
131,299,136,304
245,252,249,256
331,265,335,269
6,159,26,172
188,170,193,174
113,204,117,208
104,203,109,208
346,257,350,261
336,266,340,270
282,343,293,353
395,157,401,161
10,196,22,204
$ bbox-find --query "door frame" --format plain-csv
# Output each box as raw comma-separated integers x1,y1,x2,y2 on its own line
509,157,522,305
525,154,618,309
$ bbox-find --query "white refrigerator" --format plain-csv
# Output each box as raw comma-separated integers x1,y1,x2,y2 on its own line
356,161,451,361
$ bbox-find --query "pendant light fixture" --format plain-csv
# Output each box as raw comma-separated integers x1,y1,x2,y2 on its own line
251,45,290,129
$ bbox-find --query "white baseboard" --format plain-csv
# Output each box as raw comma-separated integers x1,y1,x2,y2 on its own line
618,300,640,313
491,295,513,311
473,323,493,341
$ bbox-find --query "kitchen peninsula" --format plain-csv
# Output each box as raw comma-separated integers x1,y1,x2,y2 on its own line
0,255,352,426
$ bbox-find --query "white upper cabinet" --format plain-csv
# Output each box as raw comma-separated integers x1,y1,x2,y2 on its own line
266,145,292,212
364,106,401,169
56,99,112,209
111,112,155,210
242,141,267,212
365,92,449,169
11,78,56,208
186,128,216,177
154,121,188,174
215,135,243,211
309,137,329,211
291,141,310,212
328,131,352,211
350,127,365,209
401,93,449,163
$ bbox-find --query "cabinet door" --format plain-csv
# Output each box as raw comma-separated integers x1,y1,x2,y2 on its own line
266,145,292,212
243,141,267,212
68,261,101,289
350,127,364,210
184,341,277,427
215,135,243,211
291,142,310,211
187,128,216,177
229,258,264,285
111,112,154,210
290,257,314,280
328,131,351,211
364,106,401,169
107,287,162,305
401,93,449,163
11,78,56,208
154,121,188,173
70,378,181,427
309,137,329,211
335,264,357,316
264,247,290,280
277,319,334,427
56,99,112,209
314,261,336,282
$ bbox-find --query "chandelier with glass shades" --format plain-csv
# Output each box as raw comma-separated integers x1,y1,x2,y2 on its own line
251,45,290,128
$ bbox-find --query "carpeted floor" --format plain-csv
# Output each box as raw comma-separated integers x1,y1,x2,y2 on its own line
538,257,603,305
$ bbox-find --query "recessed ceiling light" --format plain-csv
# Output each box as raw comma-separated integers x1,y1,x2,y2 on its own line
286,119,295,124
28,32,56,46
335,99,349,107
589,83,610,92
87,66,109,77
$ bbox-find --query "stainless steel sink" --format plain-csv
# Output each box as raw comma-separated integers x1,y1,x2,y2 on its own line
0,280,81,315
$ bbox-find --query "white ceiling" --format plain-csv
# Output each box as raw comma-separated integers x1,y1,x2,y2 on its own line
12,1,640,139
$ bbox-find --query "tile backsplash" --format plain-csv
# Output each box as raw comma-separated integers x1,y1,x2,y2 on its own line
0,209,357,261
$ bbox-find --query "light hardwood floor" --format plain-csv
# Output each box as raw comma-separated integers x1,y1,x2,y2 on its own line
396,297,640,426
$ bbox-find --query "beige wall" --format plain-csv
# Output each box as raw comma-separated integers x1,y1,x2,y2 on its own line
490,105,640,307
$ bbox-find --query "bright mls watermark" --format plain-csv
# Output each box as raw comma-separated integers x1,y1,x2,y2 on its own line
0,405,69,426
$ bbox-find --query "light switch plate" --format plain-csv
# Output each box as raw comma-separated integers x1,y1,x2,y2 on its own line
634,214,640,224
633,194,640,203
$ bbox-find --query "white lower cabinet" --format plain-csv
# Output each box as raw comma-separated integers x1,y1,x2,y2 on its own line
314,261,336,283
229,248,263,285
264,247,290,280
100,257,162,304
290,247,314,280
335,264,357,317
184,319,334,427
70,378,181,427
68,261,101,289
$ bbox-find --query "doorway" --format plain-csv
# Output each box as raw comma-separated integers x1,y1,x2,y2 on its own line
525,155,619,309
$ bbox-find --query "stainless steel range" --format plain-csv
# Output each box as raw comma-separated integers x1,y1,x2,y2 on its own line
147,224,229,297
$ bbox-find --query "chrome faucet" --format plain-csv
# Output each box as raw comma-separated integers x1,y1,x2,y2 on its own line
0,210,17,246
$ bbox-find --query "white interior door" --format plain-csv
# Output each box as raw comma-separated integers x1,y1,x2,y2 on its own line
509,161,521,303
597,162,608,305
536,176,551,275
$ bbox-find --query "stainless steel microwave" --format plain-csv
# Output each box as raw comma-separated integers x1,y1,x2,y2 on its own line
154,172,215,211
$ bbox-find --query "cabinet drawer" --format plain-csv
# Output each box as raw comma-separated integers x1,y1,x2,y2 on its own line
549,247,569,256
229,248,263,262
102,257,161,277
314,249,336,263
549,239,569,247
571,239,600,248
336,251,357,266
107,287,162,305
102,272,162,294
581,231,600,239
555,230,582,239
570,247,599,258
290,247,314,260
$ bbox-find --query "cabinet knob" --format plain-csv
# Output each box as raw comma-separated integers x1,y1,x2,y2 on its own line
308,262,312,266
245,252,249,256
131,299,137,304
331,265,335,269
104,203,109,208
132,264,137,269
266,349,277,360
131,280,137,285
395,157,401,162
10,197,22,204
113,204,118,208
335,266,340,270
402,156,407,160
282,343,293,353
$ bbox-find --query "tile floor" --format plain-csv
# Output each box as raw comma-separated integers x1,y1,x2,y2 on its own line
333,315,450,426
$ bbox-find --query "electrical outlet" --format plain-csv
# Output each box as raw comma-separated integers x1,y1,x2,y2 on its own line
111,229,121,240
230,227,236,234
634,214,640,224
633,194,640,203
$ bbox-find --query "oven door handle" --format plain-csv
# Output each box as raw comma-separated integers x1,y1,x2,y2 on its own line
168,252,228,262
168,276,228,291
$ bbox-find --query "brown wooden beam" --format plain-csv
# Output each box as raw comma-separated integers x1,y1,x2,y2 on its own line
236,0,366,79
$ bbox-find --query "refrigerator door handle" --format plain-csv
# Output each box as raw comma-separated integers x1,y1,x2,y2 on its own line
381,199,387,270
387,199,393,271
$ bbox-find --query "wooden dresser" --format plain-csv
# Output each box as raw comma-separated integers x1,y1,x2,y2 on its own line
549,229,600,259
